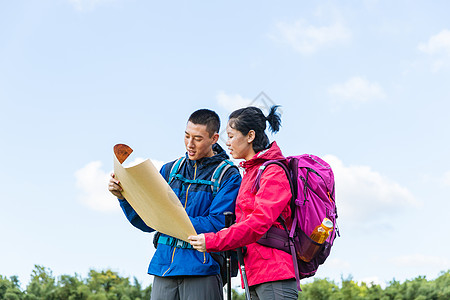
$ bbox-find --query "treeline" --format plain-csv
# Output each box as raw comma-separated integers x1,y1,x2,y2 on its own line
296,271,450,300
1,266,449,300
0,265,150,300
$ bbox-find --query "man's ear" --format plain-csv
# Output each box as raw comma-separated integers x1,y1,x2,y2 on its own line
247,130,255,143
211,132,220,144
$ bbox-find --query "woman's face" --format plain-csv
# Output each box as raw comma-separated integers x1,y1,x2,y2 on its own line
225,122,255,161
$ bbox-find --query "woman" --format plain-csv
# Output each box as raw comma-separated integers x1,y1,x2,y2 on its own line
189,106,298,300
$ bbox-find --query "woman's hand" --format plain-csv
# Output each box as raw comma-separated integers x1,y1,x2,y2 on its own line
188,234,206,252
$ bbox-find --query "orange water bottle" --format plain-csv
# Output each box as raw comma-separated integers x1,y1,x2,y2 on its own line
299,218,334,262
310,218,333,244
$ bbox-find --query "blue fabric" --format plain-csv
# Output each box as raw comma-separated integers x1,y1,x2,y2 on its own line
118,143,241,277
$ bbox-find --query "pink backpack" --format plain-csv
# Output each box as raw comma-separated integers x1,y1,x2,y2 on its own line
252,154,339,291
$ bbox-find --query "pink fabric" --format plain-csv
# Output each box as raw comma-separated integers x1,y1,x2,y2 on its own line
205,141,295,287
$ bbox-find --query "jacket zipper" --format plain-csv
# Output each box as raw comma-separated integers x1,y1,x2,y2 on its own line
162,162,198,276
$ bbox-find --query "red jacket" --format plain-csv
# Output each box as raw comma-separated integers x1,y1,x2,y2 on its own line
205,141,295,287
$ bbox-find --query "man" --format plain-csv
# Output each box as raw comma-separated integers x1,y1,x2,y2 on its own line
108,109,241,300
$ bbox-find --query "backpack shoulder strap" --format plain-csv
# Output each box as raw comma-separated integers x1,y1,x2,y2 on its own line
168,157,237,198
251,159,292,194
210,159,237,197
168,157,186,184
251,159,296,226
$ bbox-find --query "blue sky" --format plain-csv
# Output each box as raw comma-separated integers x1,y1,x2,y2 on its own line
1,0,450,290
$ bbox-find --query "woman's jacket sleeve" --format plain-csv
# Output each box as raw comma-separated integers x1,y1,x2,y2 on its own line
205,165,291,252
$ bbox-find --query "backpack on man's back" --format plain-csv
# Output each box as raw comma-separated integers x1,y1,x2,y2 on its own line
252,154,339,291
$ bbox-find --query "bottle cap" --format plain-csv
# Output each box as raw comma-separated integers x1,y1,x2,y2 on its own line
322,218,333,229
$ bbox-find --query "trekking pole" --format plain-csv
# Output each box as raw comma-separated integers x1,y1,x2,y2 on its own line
237,246,251,300
224,212,234,300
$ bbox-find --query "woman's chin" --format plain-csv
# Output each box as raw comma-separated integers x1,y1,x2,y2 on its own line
231,153,241,160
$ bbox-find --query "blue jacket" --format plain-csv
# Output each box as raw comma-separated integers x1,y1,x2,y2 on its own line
119,144,241,277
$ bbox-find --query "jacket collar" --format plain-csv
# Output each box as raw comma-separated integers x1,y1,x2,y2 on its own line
240,141,285,170
185,143,229,168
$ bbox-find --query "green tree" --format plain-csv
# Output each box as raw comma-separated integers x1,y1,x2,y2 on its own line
85,269,149,299
53,273,88,300
0,275,24,300
298,278,338,300
3,266,450,300
435,270,450,300
231,288,247,300
365,281,383,300
383,278,406,300
25,265,57,299
335,276,369,300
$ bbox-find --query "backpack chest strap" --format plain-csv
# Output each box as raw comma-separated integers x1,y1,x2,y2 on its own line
172,173,215,186
168,157,236,197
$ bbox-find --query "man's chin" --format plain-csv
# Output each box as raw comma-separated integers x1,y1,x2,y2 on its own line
188,154,198,160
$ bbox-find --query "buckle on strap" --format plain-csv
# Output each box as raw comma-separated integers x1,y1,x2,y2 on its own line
176,239,191,248
158,236,193,249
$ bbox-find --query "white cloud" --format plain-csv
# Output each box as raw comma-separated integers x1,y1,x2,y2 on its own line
418,29,450,55
328,77,386,103
75,158,164,212
216,91,254,112
442,171,450,186
270,19,351,54
391,254,450,269
75,161,117,212
68,0,116,11
323,155,419,226
418,29,450,72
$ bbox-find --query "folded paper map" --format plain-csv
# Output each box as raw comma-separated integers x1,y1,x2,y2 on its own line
113,144,196,242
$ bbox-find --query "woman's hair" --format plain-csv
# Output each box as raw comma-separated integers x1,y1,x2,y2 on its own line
228,105,281,153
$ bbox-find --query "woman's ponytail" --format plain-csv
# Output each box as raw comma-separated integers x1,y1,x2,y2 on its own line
266,105,281,133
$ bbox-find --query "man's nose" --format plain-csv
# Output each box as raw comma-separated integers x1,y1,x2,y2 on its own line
187,138,194,148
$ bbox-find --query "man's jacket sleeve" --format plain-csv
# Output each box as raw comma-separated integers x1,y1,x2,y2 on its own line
118,199,154,233
189,169,241,234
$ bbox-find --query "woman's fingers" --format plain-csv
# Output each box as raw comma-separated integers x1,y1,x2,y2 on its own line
188,234,206,252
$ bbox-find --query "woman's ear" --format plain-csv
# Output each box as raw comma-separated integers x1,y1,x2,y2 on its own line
247,130,255,143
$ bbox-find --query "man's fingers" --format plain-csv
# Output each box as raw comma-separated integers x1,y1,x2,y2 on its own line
108,180,123,192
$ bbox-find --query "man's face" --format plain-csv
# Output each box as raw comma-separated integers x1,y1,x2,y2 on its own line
184,121,219,161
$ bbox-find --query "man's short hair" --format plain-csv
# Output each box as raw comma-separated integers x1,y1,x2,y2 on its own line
188,109,220,137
